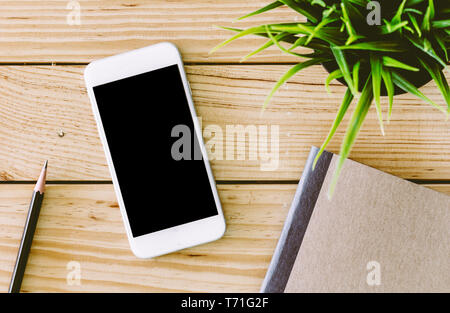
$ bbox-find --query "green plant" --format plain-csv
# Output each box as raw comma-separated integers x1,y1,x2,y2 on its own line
210,0,449,197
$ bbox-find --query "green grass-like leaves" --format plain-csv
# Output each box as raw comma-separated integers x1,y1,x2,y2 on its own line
211,0,449,197
329,76,374,198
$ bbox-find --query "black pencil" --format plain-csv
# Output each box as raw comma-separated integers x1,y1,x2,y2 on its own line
9,160,47,293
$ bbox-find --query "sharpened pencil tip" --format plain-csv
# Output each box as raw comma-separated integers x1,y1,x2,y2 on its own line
34,160,47,194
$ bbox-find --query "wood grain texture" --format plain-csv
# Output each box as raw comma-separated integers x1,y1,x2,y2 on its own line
0,65,448,181
424,184,450,195
0,184,294,292
1,0,448,295
0,183,448,293
0,0,301,63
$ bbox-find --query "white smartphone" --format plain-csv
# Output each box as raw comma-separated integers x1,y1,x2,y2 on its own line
84,42,226,258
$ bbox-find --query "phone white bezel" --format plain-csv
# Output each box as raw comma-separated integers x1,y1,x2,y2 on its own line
84,42,226,259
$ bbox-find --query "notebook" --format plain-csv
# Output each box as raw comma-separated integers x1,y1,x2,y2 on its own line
261,146,450,293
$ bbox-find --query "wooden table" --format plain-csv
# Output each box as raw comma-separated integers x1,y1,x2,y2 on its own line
0,1,449,292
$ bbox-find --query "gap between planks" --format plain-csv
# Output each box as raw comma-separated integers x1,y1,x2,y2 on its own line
0,62,300,66
1,180,450,185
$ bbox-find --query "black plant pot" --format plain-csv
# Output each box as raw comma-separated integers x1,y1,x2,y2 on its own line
321,60,433,96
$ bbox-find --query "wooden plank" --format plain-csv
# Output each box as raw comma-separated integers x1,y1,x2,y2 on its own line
0,0,301,63
0,184,294,292
424,184,450,195
0,183,448,292
193,66,450,181
0,65,449,181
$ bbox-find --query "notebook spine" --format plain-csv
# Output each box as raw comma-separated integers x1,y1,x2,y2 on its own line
260,147,333,293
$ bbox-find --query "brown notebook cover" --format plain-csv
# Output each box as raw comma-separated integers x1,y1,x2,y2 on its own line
261,147,450,293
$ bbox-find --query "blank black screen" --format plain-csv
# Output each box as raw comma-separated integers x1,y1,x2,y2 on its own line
93,64,218,237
